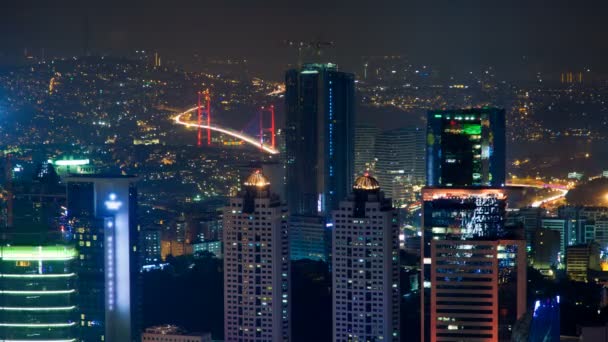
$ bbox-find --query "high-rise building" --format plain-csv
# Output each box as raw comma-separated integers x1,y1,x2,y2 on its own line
223,171,290,341
0,245,78,341
354,125,380,176
332,174,400,341
67,175,140,342
429,239,526,341
541,218,567,257
375,127,426,204
285,63,355,262
421,107,525,341
142,225,162,265
426,108,506,187
285,63,355,216
594,217,608,249
196,212,223,242
517,207,542,249
532,228,561,272
566,242,601,282
192,240,222,259
420,188,511,341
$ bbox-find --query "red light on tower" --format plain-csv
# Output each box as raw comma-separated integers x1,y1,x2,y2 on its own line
259,105,277,150
204,89,211,146
270,105,275,149
197,91,203,147
197,89,212,147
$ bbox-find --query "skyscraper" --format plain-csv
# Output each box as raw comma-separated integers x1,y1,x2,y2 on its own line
354,125,380,176
421,108,525,341
426,108,506,187
429,239,526,341
223,171,290,341
332,174,400,341
285,63,355,216
285,63,355,262
142,225,162,265
66,175,140,342
0,245,78,341
375,127,425,204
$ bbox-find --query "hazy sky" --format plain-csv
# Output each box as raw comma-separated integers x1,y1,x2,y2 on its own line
1,0,607,80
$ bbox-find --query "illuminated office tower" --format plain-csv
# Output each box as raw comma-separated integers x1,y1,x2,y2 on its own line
67,175,140,342
285,63,355,262
0,245,78,341
142,226,162,265
285,63,355,216
375,127,426,204
223,171,290,341
421,190,526,341
429,239,526,341
422,107,511,341
332,175,400,342
566,242,601,282
426,108,506,187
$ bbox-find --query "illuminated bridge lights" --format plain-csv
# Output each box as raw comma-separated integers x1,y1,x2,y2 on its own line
0,246,77,261
174,106,280,155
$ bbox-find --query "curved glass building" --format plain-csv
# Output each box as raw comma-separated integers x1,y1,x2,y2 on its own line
0,245,78,342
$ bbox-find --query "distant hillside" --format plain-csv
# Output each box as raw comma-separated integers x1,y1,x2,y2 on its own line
566,178,608,206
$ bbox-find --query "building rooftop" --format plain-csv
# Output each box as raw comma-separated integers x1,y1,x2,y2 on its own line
243,170,270,188
353,174,380,191
143,325,209,337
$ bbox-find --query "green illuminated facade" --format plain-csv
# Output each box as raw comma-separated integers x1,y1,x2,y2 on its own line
426,108,506,187
0,245,78,341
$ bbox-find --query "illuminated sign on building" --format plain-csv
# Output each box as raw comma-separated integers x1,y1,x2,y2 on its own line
423,188,506,240
104,193,123,211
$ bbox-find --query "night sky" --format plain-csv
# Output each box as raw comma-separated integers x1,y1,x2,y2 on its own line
1,0,607,80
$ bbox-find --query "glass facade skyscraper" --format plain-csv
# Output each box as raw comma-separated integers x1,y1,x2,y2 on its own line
375,127,426,205
0,245,78,341
285,63,355,262
285,63,355,216
426,108,505,187
354,125,380,176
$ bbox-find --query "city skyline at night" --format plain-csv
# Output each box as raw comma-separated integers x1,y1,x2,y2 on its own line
2,2,608,341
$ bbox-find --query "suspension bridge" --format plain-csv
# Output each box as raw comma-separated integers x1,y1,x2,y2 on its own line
173,90,279,155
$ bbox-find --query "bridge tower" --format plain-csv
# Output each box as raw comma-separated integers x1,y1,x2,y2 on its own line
259,105,276,149
197,89,211,147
